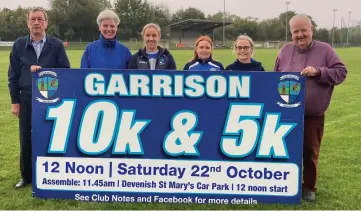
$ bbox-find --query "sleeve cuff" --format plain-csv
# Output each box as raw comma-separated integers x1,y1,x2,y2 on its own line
11,96,20,104
316,67,323,82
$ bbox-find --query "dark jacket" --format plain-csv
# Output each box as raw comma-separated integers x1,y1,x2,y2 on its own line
81,35,132,69
128,46,176,70
226,58,265,71
8,34,70,104
183,57,224,71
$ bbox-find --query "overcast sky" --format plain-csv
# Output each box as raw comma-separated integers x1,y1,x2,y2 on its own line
2,0,360,29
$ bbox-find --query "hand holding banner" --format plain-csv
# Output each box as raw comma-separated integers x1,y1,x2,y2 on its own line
32,69,305,205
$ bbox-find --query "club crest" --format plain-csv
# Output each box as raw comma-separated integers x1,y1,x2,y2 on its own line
277,74,302,108
36,71,60,103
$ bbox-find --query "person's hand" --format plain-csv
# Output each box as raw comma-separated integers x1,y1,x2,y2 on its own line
30,65,41,72
301,66,320,77
11,104,20,117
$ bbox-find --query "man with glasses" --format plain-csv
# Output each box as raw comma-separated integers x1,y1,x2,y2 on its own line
8,7,70,188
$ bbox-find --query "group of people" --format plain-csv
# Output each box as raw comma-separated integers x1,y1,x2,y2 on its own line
78,9,264,72
8,7,347,204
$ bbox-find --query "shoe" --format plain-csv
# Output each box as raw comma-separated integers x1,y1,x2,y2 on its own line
302,189,316,203
15,179,30,188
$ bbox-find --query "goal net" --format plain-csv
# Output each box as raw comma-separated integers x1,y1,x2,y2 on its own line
129,38,138,50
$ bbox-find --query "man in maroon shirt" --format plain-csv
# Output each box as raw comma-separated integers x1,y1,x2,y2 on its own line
274,14,347,202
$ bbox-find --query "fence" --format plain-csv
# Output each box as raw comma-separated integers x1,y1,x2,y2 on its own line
1,40,360,51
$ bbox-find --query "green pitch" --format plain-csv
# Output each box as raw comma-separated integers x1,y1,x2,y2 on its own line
0,48,360,209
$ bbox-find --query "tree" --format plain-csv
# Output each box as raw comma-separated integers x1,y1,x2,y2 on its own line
228,17,258,40
349,25,361,46
279,11,297,27
0,10,11,40
255,18,284,41
314,28,329,43
256,21,269,41
207,11,238,22
2,6,29,40
114,0,152,39
171,7,205,23
64,28,75,41
149,3,171,30
48,0,111,40
329,28,341,45
278,11,296,41
207,12,238,41
47,24,60,37
0,2,334,44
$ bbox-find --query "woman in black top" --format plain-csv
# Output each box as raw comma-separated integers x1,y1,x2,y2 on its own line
226,35,265,71
128,23,176,70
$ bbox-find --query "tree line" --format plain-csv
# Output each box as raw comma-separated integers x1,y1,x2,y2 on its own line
0,0,360,46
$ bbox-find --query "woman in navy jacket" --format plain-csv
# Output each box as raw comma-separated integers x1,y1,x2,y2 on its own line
128,23,176,70
183,36,224,71
226,35,265,71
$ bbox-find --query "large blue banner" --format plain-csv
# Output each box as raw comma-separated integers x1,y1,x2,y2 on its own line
32,69,305,205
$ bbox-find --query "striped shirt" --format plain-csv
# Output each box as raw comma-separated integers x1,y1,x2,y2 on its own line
31,35,46,60
147,50,159,70
183,58,224,71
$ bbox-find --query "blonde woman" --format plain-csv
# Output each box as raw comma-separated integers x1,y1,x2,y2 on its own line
128,23,176,70
226,35,265,71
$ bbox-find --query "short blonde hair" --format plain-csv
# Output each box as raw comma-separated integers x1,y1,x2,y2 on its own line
233,35,255,57
97,9,120,26
142,23,161,38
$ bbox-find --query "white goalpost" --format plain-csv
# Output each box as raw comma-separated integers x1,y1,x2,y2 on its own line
129,38,138,50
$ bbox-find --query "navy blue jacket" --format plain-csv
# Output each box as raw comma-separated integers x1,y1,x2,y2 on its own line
226,58,265,71
81,35,132,69
8,34,70,104
183,57,224,71
128,46,176,70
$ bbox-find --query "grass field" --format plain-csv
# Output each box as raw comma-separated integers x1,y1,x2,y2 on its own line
0,48,360,210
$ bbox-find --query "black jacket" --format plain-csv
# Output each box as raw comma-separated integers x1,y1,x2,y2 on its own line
128,47,176,70
226,58,265,72
8,34,70,104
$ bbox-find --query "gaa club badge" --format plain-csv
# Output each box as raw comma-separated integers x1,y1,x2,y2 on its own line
277,74,302,108
36,71,60,103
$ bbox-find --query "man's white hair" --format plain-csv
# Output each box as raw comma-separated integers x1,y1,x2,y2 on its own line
289,14,312,26
97,9,120,26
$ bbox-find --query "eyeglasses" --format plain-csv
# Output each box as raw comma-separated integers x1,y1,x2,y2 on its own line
235,46,251,51
28,18,46,23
